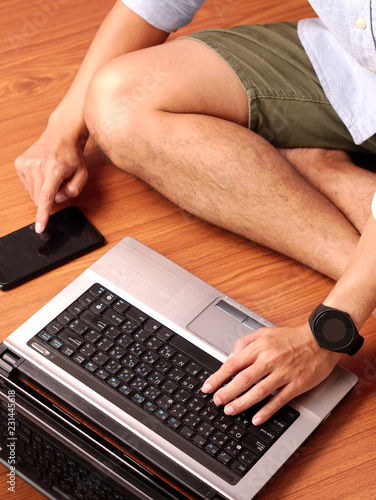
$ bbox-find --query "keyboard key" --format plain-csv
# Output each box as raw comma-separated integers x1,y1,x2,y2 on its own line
101,291,118,305
159,345,176,359
156,327,174,341
187,398,206,413
68,301,86,316
170,404,188,420
144,319,162,333
85,329,102,343
196,421,215,438
104,326,121,340
103,309,125,326
38,330,52,342
50,338,63,350
193,434,207,447
118,369,134,383
174,388,191,404
91,300,108,314
185,361,202,377
126,306,149,324
183,412,201,429
243,434,268,456
119,384,132,396
154,359,172,374
121,320,139,334
78,292,96,307
135,363,152,377
167,417,181,430
96,369,110,380
96,338,114,352
160,379,178,395
92,351,110,366
59,330,84,349
231,460,250,476
105,360,122,375
108,346,126,360
205,442,220,456
238,449,258,467
224,440,243,457
107,377,121,388
72,353,86,365
81,310,108,332
180,426,194,439
89,284,106,296
113,298,130,313
168,367,185,382
143,386,161,401
46,320,63,335
210,431,228,447
250,425,277,445
134,328,150,342
156,394,174,410
148,372,165,386
69,319,88,335
172,353,189,368
131,378,148,392
144,401,157,413
132,393,146,405
155,409,168,422
217,451,232,465
84,361,97,373
80,343,97,358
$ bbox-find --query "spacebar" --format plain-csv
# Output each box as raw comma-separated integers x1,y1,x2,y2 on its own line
169,335,222,372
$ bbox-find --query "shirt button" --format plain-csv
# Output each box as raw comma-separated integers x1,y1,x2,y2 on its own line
355,18,367,29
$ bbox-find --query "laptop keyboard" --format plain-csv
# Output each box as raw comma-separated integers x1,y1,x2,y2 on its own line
29,283,299,482
0,406,129,499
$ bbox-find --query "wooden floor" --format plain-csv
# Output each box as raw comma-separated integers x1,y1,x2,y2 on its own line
1,1,376,499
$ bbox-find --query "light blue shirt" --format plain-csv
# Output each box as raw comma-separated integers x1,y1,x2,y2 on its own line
122,0,376,145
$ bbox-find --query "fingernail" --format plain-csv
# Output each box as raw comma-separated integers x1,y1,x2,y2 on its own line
213,395,222,406
55,193,68,203
224,405,235,415
35,222,42,234
252,416,262,426
201,383,213,393
227,352,234,360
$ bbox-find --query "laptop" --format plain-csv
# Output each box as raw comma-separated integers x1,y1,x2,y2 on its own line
0,236,358,499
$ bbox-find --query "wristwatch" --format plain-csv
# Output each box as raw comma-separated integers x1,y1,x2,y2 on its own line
308,304,364,356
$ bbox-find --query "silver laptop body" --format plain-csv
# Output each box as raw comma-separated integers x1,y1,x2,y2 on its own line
2,237,358,499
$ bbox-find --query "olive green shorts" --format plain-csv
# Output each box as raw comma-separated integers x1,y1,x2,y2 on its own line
183,22,376,155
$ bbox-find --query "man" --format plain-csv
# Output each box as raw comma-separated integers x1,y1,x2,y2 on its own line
14,0,376,426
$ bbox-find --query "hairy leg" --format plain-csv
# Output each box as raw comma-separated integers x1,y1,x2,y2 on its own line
84,39,361,280
280,148,376,234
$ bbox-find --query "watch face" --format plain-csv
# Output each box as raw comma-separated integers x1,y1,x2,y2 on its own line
315,311,354,349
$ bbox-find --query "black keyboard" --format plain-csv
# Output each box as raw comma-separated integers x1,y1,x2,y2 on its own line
0,402,130,499
29,283,299,482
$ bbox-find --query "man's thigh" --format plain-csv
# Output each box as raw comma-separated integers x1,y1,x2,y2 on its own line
184,22,375,153
101,37,249,127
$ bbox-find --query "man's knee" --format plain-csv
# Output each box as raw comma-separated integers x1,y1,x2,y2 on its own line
84,55,150,160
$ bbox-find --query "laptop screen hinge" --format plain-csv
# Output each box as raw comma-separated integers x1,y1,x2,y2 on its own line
0,344,23,378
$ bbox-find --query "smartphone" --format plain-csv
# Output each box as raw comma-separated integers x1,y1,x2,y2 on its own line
0,206,104,290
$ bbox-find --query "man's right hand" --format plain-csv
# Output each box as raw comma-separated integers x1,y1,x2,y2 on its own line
15,130,89,233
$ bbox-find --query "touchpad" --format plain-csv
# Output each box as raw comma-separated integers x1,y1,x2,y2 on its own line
187,299,264,355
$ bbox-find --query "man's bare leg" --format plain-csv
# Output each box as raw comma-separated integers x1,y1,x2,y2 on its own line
84,39,365,280
280,148,376,233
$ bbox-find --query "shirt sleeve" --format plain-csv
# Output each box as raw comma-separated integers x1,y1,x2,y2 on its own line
121,0,206,33
372,192,376,220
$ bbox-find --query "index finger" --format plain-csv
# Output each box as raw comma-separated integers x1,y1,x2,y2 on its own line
35,175,64,233
202,344,258,395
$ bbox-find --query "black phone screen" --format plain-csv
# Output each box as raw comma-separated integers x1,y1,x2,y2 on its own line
0,206,104,289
